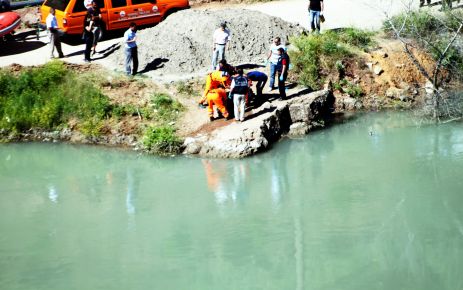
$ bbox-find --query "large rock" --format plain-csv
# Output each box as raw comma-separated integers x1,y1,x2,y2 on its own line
183,89,334,158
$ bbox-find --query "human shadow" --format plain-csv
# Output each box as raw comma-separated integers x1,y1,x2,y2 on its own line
237,63,264,70
244,106,276,121
92,43,120,60
63,43,120,59
139,58,169,74
0,40,46,56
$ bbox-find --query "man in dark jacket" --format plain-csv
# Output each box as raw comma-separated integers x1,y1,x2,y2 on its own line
83,9,94,62
276,48,289,100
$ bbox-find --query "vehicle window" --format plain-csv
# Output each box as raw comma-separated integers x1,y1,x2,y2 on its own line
72,0,86,12
111,0,126,8
94,0,105,8
73,0,105,11
44,0,70,11
131,0,155,4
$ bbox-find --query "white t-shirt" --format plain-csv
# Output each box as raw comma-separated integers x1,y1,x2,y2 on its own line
213,28,231,45
270,43,286,64
46,13,57,29
84,0,92,8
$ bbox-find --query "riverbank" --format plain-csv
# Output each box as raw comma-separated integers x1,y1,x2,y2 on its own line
1,6,462,158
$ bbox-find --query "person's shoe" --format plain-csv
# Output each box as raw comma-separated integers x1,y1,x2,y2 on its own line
267,87,274,93
58,54,64,58
84,59,91,63
209,116,215,122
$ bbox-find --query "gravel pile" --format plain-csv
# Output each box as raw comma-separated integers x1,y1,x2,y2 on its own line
112,9,304,79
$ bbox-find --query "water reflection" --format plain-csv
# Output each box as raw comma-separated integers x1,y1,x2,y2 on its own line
202,160,249,206
47,185,58,203
126,169,136,215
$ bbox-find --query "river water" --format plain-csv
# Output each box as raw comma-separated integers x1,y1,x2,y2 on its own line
1,113,463,290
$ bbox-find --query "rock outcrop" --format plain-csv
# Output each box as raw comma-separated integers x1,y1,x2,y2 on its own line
183,89,334,158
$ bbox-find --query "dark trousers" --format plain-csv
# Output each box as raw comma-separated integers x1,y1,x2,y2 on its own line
49,30,64,58
84,32,93,61
255,77,268,97
125,47,138,75
278,72,287,99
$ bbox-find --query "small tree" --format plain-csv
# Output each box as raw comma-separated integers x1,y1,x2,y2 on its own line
382,1,463,123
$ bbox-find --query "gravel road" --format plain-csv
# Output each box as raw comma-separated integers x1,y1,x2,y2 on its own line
0,0,413,70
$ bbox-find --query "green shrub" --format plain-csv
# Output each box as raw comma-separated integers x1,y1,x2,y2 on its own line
80,117,104,137
0,61,111,133
338,28,375,50
290,29,373,89
151,93,184,122
143,125,183,155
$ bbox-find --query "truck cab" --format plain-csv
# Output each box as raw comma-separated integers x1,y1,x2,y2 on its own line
40,0,189,35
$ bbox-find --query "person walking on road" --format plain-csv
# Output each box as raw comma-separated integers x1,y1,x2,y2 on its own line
229,68,249,122
46,8,64,59
308,0,324,33
247,71,268,99
277,47,290,100
124,22,138,76
212,22,231,71
266,37,285,92
83,9,94,62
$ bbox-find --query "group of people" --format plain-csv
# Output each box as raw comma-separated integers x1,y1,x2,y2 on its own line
46,0,102,61
201,26,291,123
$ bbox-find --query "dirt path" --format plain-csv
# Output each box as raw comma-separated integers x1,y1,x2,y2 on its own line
0,0,412,69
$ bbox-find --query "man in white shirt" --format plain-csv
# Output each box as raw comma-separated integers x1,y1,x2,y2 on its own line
266,37,285,92
124,22,138,76
211,22,231,71
46,8,64,59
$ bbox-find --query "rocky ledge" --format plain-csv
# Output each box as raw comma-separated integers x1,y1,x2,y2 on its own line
183,89,335,158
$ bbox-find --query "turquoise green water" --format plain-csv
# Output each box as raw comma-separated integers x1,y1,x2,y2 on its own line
1,113,463,290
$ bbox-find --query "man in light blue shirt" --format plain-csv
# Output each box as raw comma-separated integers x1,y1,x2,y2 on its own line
46,8,64,59
124,22,138,76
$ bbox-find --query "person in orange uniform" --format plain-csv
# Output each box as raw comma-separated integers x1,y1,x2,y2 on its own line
199,70,231,121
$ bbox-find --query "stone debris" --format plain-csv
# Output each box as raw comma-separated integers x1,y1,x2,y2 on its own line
112,9,304,79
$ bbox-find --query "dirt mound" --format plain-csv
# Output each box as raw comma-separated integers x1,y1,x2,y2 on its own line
112,9,304,80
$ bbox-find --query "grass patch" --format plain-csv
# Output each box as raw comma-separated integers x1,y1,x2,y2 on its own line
151,93,184,123
0,61,111,133
143,125,183,155
289,28,374,90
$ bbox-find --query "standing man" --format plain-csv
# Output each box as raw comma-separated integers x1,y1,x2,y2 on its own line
277,48,290,100
212,22,231,71
247,70,268,99
266,37,285,92
46,8,64,59
91,1,102,56
83,9,93,62
308,0,324,33
124,22,138,76
229,68,249,122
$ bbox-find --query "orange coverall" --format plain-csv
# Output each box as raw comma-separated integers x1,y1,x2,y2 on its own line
199,71,231,118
